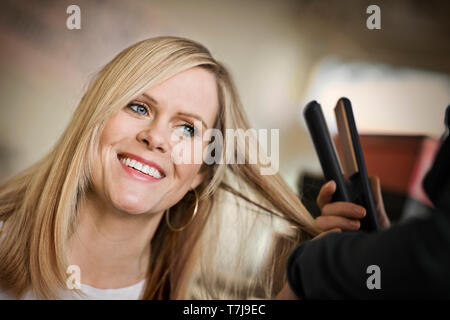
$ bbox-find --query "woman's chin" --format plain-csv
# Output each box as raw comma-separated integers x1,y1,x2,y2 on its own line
112,194,156,216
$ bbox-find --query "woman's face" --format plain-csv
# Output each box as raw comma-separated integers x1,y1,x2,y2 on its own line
91,67,219,215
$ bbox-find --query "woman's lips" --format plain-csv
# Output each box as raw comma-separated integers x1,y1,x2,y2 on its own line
118,160,163,182
117,152,166,177
117,154,165,182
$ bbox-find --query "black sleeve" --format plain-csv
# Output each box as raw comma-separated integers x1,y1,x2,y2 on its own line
286,210,450,299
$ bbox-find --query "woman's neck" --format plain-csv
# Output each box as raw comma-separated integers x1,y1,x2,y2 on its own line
68,192,164,289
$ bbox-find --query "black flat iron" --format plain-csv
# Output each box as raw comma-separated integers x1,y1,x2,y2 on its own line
303,97,379,232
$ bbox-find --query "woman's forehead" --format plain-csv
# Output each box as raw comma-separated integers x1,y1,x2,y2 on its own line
141,67,219,126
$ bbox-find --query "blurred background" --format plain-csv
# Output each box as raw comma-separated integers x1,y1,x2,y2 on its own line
0,0,449,222
1,0,450,298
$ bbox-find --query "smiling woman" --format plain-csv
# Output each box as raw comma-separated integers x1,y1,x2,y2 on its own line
0,36,322,300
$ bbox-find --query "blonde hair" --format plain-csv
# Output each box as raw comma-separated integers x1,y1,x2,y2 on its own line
0,36,319,299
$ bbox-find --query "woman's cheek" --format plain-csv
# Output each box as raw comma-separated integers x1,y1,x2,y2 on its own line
171,139,203,165
176,163,200,180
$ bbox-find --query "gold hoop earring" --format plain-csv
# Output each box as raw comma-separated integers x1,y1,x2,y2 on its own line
165,189,199,232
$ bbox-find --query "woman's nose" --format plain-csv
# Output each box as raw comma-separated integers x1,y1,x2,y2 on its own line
136,123,170,154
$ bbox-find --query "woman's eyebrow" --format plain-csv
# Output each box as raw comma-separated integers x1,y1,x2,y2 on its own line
142,93,158,105
177,112,208,129
141,93,208,129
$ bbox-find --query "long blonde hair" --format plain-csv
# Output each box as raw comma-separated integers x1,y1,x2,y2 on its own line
0,36,319,299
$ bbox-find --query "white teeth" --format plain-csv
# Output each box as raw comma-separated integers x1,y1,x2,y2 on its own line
119,156,163,179
154,170,163,179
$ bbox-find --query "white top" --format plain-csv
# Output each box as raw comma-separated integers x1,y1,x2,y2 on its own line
0,280,146,300
0,221,146,300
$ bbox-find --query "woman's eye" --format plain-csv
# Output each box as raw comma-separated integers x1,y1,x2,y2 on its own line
177,124,197,138
128,103,149,116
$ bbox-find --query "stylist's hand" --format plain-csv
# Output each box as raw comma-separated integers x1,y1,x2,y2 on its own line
314,176,390,232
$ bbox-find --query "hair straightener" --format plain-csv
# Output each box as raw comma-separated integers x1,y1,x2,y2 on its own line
303,97,380,232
